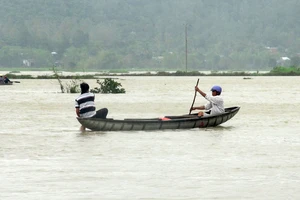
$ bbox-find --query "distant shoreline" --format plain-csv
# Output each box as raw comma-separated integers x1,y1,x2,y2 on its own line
1,69,299,79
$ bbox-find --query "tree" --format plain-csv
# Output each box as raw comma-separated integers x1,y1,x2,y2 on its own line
290,56,300,67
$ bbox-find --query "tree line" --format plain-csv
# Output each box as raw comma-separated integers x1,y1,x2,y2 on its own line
0,0,300,71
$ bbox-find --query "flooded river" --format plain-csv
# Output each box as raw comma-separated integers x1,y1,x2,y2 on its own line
1,76,300,199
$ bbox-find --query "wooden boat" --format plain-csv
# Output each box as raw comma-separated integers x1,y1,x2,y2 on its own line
77,106,240,131
0,82,13,85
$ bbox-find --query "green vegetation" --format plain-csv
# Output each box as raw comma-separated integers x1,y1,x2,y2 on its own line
51,66,84,93
16,65,295,94
90,78,126,94
0,1,300,71
65,80,81,93
50,66,126,93
108,69,130,74
5,73,34,79
4,66,300,80
268,66,300,76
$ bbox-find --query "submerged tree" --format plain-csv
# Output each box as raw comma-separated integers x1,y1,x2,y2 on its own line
52,66,65,93
52,66,81,93
65,79,81,93
52,66,125,93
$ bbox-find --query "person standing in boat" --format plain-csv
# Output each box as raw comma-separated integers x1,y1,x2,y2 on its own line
75,82,108,119
190,85,224,117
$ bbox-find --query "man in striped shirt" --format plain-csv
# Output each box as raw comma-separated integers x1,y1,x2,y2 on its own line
75,82,108,119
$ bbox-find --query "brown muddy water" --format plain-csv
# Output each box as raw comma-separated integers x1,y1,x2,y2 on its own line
1,76,300,200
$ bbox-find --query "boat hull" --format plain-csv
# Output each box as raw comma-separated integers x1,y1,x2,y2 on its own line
0,82,13,85
77,106,240,131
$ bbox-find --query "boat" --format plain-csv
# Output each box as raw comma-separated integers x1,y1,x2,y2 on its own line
0,82,13,85
77,106,240,131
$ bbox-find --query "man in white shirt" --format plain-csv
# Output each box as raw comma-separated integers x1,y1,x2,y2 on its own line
190,85,225,117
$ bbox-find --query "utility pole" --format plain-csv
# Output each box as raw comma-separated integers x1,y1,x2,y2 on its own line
185,23,188,72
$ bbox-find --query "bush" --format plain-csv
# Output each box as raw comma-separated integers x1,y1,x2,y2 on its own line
65,79,81,93
269,66,300,75
90,78,126,94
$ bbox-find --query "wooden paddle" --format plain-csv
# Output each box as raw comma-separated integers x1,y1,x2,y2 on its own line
189,78,199,114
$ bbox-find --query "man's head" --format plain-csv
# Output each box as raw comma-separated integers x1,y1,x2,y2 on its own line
80,82,89,94
211,85,222,95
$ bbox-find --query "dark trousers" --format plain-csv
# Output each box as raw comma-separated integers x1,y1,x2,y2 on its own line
92,108,108,119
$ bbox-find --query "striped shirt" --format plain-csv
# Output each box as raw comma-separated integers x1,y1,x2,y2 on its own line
75,92,96,118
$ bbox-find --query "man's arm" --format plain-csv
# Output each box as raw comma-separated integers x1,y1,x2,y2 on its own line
195,86,207,97
191,105,205,110
76,108,80,117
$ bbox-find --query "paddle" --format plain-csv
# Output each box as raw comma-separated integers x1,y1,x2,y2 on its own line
12,81,21,83
189,78,199,114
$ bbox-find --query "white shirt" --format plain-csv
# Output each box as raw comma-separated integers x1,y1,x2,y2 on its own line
204,95,225,116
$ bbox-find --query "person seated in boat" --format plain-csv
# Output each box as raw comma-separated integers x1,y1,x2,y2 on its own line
3,75,12,83
190,85,224,117
75,82,108,119
0,75,4,83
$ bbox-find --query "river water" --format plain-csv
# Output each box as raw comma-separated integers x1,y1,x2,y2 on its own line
1,76,300,200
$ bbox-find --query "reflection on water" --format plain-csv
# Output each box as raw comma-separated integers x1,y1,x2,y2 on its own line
1,76,300,199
